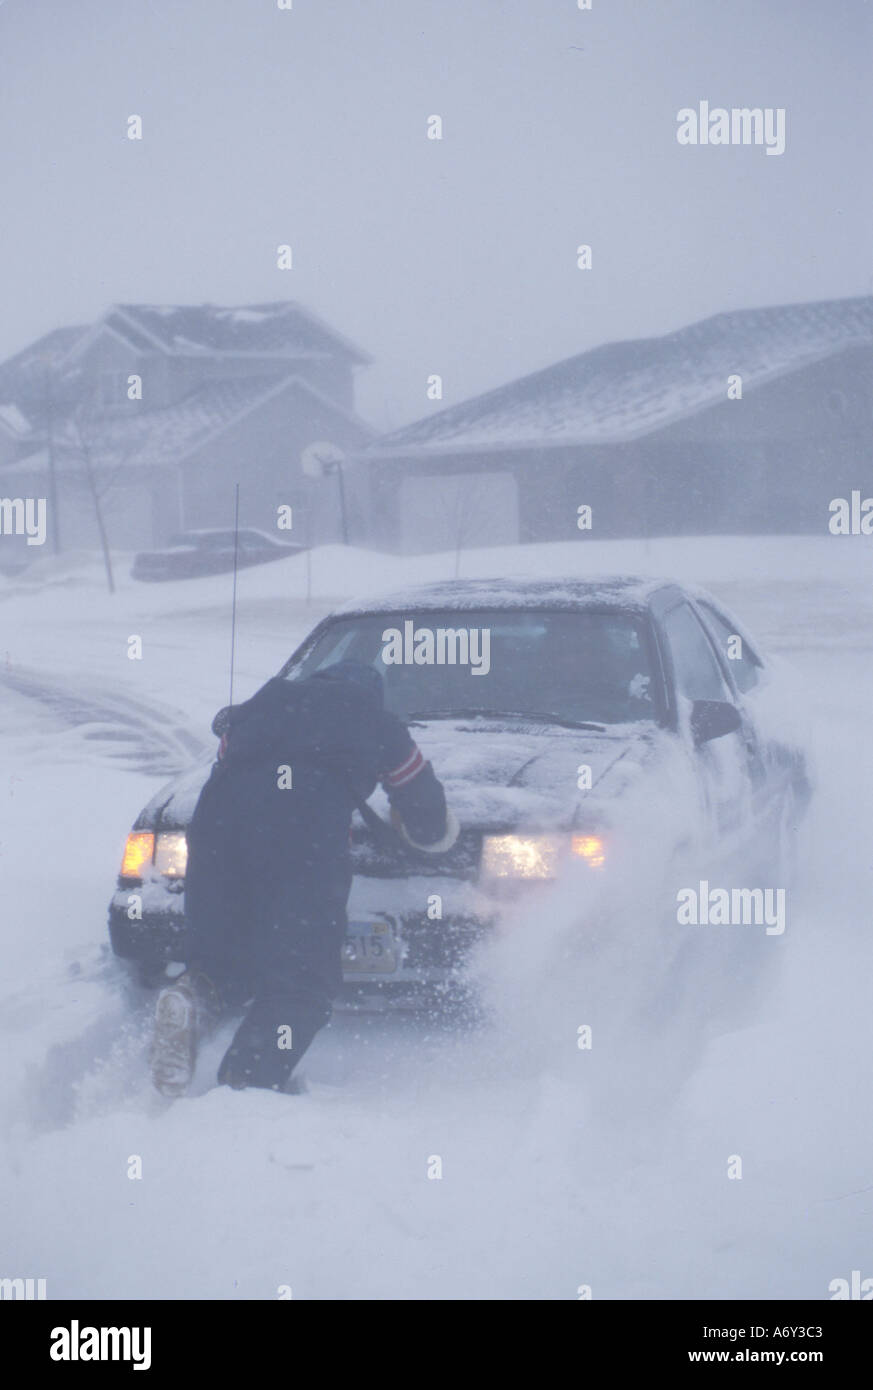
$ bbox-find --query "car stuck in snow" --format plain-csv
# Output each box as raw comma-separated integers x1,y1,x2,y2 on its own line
107,575,810,1008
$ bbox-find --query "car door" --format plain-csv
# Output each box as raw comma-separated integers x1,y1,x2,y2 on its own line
694,598,793,829
657,598,754,856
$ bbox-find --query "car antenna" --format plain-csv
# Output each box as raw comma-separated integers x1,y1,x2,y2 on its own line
228,482,240,709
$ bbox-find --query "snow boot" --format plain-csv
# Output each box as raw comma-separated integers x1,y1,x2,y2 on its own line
150,970,219,1097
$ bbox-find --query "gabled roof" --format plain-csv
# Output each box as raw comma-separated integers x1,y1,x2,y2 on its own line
54,372,374,473
0,325,88,413
71,302,372,365
371,295,873,455
0,302,371,443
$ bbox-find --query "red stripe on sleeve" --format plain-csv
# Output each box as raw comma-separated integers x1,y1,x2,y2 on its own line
386,745,425,787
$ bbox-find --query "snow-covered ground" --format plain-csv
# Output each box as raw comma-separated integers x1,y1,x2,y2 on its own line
1,535,871,1299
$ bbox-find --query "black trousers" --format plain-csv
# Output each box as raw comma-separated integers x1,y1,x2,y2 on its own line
185,907,345,1091
214,938,343,1090
184,764,351,1090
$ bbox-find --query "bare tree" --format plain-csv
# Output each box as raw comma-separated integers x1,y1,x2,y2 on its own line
53,370,152,595
443,474,494,578
68,407,116,594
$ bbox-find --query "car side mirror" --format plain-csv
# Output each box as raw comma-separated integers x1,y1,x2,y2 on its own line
211,706,233,737
690,699,741,745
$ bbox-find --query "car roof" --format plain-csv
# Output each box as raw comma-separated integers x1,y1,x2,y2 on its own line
334,574,680,618
178,528,236,538
169,527,278,542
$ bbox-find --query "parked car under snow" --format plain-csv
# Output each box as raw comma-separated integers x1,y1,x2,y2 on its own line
131,527,303,581
108,575,810,1008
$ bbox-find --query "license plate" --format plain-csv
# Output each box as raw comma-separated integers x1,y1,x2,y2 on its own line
342,919,401,975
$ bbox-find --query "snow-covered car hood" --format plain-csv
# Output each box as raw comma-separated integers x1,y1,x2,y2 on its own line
139,717,660,836
377,718,657,830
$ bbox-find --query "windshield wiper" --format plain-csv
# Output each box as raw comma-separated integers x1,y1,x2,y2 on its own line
407,708,607,732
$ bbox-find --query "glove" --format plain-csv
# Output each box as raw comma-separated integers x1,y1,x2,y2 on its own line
211,706,233,736
392,807,460,854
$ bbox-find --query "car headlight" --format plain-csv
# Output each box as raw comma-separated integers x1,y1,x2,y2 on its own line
570,834,606,868
120,831,154,878
153,831,188,878
480,832,605,880
119,829,188,880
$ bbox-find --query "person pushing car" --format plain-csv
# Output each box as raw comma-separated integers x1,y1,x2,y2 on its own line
150,660,459,1097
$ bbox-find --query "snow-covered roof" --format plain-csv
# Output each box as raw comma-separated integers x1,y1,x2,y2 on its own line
54,373,373,473
0,303,371,455
0,403,32,437
370,295,873,454
0,324,88,417
335,574,671,616
89,302,371,364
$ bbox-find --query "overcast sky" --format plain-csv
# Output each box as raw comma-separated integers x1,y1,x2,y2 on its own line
1,0,869,430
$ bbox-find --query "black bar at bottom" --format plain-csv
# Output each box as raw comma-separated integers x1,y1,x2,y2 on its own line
5,1298,869,1373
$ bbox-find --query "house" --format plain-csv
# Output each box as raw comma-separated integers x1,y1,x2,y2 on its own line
0,302,375,564
358,295,873,553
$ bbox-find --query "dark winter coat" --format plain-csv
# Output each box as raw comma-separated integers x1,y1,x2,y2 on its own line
183,671,447,991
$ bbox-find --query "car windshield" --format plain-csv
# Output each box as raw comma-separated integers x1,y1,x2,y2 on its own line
286,609,656,726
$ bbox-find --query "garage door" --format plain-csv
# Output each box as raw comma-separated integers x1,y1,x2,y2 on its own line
400,470,519,554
